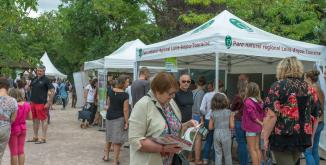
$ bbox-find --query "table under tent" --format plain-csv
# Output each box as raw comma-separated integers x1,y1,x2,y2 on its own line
136,10,326,157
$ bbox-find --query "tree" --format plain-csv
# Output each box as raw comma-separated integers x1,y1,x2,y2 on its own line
52,0,161,74
141,0,325,44
0,0,38,75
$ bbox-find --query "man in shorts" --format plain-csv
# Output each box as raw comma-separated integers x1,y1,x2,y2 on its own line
27,65,54,144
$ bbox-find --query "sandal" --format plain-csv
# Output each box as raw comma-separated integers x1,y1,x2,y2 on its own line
195,160,203,165
102,156,109,162
26,137,38,142
35,138,46,144
102,149,109,162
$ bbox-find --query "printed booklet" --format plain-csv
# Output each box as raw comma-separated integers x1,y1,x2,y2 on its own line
151,123,202,151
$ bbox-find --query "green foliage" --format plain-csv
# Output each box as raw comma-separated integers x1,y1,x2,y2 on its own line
0,0,38,67
179,0,324,44
1,0,325,78
0,67,13,77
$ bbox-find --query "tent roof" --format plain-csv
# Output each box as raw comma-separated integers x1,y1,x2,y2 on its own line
138,10,326,63
40,52,67,79
84,58,104,70
104,39,145,70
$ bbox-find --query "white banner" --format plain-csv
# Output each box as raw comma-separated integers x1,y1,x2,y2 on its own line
73,72,89,108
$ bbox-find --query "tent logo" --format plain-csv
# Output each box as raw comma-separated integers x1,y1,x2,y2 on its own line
225,35,232,49
192,19,215,34
229,18,253,32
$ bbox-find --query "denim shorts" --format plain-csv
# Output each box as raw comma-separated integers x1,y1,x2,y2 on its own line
246,132,259,136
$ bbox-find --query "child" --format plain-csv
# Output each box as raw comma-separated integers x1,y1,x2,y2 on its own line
208,92,234,165
242,82,264,165
8,89,32,165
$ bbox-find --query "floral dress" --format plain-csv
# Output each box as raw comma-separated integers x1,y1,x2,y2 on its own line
160,104,182,165
264,78,319,152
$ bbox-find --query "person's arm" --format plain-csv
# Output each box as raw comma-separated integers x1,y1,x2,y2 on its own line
123,99,129,129
199,95,207,116
247,103,263,126
262,82,279,149
45,80,55,109
45,88,55,109
27,110,33,120
26,103,33,120
105,95,110,111
262,109,277,148
229,112,235,129
208,115,214,130
84,87,89,105
10,111,17,122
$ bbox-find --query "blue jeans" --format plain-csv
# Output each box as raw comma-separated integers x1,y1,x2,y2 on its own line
203,119,215,161
304,122,324,165
235,120,249,165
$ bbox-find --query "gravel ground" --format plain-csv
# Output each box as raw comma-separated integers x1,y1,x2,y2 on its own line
2,104,129,165
2,104,325,165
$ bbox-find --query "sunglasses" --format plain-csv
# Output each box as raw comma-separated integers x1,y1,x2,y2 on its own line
181,80,191,84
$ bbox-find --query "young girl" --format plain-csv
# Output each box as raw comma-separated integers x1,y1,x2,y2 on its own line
242,82,264,165
208,92,234,165
8,89,32,165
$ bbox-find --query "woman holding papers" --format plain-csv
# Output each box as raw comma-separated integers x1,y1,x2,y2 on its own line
129,72,197,165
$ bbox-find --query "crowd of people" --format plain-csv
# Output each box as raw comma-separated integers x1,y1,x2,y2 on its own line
128,56,324,165
0,65,73,165
0,56,325,165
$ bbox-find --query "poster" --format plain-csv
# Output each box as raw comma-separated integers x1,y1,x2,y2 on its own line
73,71,89,108
97,69,107,115
165,57,178,72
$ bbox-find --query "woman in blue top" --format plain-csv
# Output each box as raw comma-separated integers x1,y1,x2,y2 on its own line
58,80,68,110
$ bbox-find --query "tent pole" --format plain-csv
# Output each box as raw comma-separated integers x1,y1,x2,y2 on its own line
133,61,139,80
215,52,219,92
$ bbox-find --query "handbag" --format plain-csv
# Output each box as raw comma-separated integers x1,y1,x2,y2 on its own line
197,126,208,139
78,105,92,121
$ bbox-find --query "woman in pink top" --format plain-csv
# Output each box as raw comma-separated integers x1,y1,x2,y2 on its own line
8,89,32,165
241,82,264,165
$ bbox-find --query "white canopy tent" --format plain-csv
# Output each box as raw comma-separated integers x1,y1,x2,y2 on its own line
137,10,326,157
104,39,145,70
40,52,67,79
137,10,325,72
104,39,165,80
84,58,104,71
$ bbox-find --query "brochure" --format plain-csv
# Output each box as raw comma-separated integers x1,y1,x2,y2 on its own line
151,123,202,151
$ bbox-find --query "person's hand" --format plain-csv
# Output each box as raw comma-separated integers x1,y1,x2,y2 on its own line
44,102,50,109
160,144,182,156
124,122,129,130
187,119,199,128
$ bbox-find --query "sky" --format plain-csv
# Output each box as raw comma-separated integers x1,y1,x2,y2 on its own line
28,0,61,18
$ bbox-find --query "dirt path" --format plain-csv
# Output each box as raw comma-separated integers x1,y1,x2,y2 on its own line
2,104,325,165
2,104,130,165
